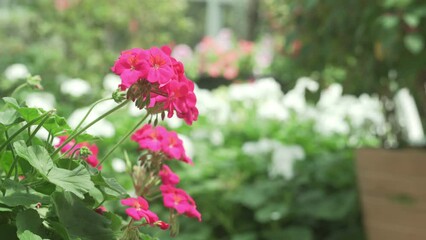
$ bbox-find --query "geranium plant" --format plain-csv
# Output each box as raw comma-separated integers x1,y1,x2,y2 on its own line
0,45,200,240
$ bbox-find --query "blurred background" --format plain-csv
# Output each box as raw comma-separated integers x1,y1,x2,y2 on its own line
1,0,426,239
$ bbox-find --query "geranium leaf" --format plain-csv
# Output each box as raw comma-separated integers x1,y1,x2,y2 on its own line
0,109,19,126
18,230,43,240
52,192,116,240
47,166,94,199
13,141,53,176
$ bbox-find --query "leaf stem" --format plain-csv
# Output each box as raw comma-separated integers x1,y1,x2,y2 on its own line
73,97,113,133
51,100,129,158
96,112,149,168
0,111,52,153
26,110,55,145
10,83,27,97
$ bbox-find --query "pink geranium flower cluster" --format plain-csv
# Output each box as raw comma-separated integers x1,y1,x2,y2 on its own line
55,136,101,169
129,124,201,222
131,124,192,164
111,46,198,125
160,178,202,222
120,197,169,230
195,35,254,80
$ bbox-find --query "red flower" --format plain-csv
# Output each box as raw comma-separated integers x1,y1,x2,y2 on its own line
160,185,202,222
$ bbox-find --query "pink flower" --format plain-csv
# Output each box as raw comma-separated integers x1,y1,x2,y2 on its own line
121,197,159,223
111,46,199,125
111,48,148,90
55,136,102,170
55,136,78,154
159,165,180,186
131,125,167,152
155,221,170,230
95,206,107,215
132,125,194,164
146,47,173,86
160,185,202,222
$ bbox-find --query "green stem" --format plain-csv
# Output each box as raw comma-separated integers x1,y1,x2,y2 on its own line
51,100,129,158
5,131,17,180
96,112,149,168
73,97,113,133
26,111,55,145
0,111,51,153
10,83,27,97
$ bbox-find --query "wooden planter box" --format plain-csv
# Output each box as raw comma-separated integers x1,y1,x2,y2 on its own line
356,148,426,240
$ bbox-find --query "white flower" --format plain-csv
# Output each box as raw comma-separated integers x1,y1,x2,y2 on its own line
269,145,305,179
242,138,281,155
112,158,126,173
257,98,289,121
25,92,56,110
294,77,319,92
4,63,30,82
61,78,91,97
317,83,343,108
103,74,121,93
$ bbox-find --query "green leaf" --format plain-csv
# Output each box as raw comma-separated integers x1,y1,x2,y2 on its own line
17,230,43,240
16,209,44,236
91,173,128,199
0,206,12,212
0,151,13,172
255,203,288,223
18,108,44,123
2,97,20,109
42,115,71,136
52,192,115,240
13,141,53,176
47,166,94,199
403,14,420,27
45,220,71,240
404,34,424,54
0,109,19,126
0,192,49,207
103,212,123,232
280,226,313,240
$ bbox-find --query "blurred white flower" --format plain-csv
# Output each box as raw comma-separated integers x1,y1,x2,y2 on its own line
25,92,56,110
317,83,343,108
4,63,30,82
209,130,224,146
195,86,231,124
178,134,194,159
294,77,319,92
257,98,289,121
103,74,121,93
61,78,91,97
242,138,281,155
112,158,126,173
228,78,283,102
68,107,115,137
164,116,183,129
269,145,305,179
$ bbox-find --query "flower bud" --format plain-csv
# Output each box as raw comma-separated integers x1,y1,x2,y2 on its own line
79,146,92,158
26,75,43,90
112,89,127,103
